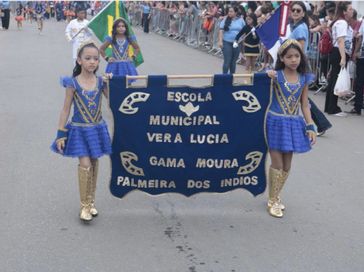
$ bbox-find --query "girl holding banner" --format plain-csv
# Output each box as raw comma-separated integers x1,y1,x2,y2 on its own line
266,39,316,218
51,42,112,222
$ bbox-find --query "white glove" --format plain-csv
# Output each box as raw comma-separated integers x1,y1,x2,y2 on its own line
233,41,239,48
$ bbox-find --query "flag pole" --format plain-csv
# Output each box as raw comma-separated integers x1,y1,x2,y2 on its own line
69,1,114,41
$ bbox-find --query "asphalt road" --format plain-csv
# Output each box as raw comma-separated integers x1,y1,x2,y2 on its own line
0,18,363,272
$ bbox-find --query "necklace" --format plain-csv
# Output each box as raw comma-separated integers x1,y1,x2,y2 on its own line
116,38,126,49
77,77,99,115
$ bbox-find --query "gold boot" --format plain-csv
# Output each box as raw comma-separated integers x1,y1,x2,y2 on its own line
90,159,98,217
267,167,284,218
78,166,93,221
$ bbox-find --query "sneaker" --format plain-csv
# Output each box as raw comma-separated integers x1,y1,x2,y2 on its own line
317,130,326,136
334,112,347,117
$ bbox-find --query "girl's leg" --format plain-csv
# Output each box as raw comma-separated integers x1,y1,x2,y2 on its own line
245,56,251,73
267,150,286,217
78,156,93,221
282,152,293,173
89,158,99,216
230,45,240,74
251,56,257,72
222,41,232,74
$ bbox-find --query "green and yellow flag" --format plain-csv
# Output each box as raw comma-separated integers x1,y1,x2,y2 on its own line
88,0,144,67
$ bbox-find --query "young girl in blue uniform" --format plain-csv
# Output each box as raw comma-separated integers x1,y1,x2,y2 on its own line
51,41,112,222
266,39,317,218
100,18,139,77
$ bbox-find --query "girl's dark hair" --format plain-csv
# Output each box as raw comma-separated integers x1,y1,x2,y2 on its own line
224,6,239,31
330,1,351,27
290,1,309,27
275,41,307,74
73,43,99,77
309,14,320,27
246,13,258,27
112,18,130,44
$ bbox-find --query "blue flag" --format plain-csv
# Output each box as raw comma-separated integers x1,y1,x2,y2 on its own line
255,3,290,64
108,74,272,198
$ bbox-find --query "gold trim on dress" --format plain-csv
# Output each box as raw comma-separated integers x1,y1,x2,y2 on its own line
243,42,259,48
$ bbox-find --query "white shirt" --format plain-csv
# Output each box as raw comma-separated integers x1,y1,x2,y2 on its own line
332,19,353,55
65,18,92,59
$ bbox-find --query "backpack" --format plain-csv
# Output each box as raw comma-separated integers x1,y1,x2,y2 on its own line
319,28,333,55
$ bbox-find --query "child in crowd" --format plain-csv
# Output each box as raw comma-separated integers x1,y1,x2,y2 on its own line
234,13,260,72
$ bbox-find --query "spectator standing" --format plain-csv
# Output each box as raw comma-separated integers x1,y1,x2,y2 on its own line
0,0,11,30
324,1,354,116
348,17,364,115
218,6,245,74
141,1,151,33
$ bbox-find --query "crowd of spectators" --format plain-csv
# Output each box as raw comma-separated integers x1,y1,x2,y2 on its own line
126,1,364,117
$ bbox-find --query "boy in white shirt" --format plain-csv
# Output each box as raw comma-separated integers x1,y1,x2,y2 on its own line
65,7,92,64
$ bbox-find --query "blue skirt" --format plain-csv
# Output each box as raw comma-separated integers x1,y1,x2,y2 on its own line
105,61,138,77
51,121,112,158
266,112,311,153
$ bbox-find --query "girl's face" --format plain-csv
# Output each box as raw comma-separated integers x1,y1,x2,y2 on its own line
280,47,301,71
246,16,253,26
77,47,100,73
344,4,354,20
116,22,126,34
291,4,304,22
228,8,236,18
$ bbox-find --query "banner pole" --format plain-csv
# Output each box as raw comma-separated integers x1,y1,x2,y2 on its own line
125,74,254,80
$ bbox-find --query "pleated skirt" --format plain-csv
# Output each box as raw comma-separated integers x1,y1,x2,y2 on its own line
51,121,112,158
266,111,311,153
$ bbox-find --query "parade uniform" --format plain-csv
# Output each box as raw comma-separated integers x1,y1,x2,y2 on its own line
51,76,112,158
266,69,315,218
235,25,260,57
267,70,314,153
65,18,92,62
51,75,112,221
104,35,138,77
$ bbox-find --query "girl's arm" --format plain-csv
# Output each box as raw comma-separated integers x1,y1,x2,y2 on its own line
296,39,305,51
58,88,74,130
300,84,316,145
337,36,346,66
353,35,363,61
218,29,223,48
102,74,113,99
130,41,140,57
56,88,74,152
235,27,245,43
99,40,113,62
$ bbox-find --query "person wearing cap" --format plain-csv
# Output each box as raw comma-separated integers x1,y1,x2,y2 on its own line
65,7,92,64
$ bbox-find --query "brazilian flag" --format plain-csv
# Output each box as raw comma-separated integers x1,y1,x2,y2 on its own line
88,0,144,67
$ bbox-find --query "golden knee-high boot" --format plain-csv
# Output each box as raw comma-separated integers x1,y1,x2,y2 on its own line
90,159,98,217
267,167,286,218
267,169,289,211
78,165,93,221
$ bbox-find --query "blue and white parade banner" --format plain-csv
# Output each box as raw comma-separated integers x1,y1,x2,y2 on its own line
108,74,271,198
